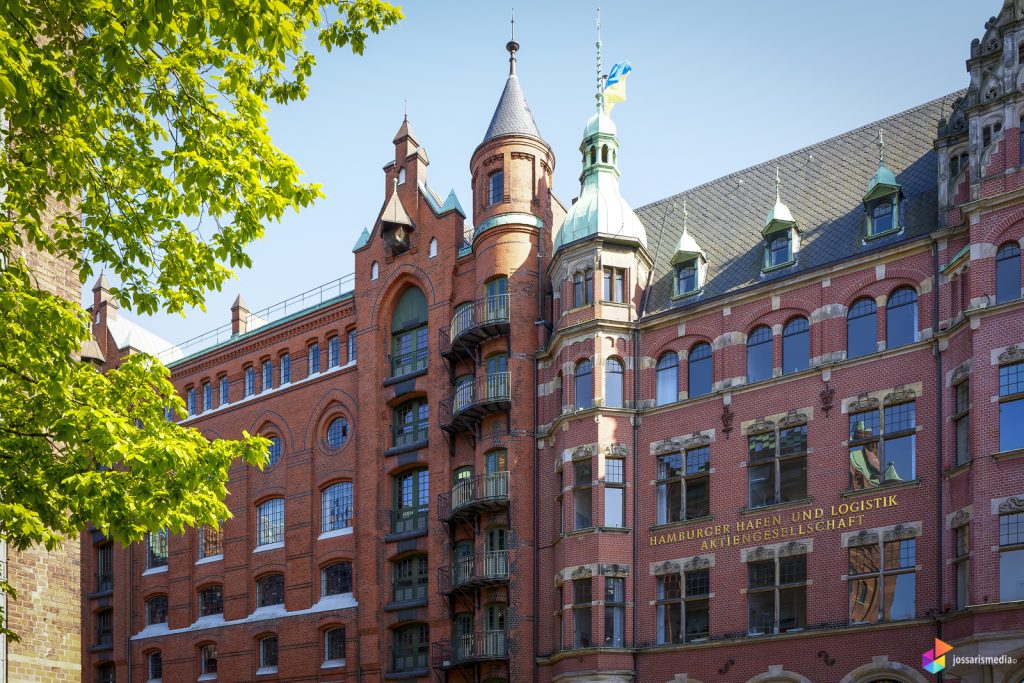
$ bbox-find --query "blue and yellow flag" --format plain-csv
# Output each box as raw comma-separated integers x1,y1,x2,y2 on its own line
603,61,632,113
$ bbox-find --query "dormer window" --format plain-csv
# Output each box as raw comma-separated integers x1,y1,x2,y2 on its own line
488,171,504,206
862,136,901,240
765,232,793,269
669,202,707,297
675,260,698,295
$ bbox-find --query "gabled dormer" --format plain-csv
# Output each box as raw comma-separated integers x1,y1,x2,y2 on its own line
761,168,799,271
379,178,415,255
863,131,902,239
670,201,707,298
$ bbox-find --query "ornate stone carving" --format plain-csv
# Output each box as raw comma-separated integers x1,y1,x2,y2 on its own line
683,555,712,571
721,404,735,437
652,561,680,576
951,509,971,528
777,540,809,557
998,496,1024,514
999,345,1024,364
883,524,919,542
951,364,970,386
884,385,917,405
604,443,627,457
778,410,808,428
847,529,879,547
570,565,593,580
681,432,711,449
820,383,835,417
847,393,879,412
600,563,629,577
571,445,593,461
654,439,679,455
747,546,775,562
746,417,775,435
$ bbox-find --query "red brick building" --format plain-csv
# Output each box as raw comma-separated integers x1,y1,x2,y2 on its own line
82,3,1024,682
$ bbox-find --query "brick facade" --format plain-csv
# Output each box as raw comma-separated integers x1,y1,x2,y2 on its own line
82,4,1024,683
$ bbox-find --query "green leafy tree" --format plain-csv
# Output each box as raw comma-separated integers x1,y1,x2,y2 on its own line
0,0,401,639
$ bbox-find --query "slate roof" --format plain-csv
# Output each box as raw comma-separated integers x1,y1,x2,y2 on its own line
636,92,964,316
482,74,544,145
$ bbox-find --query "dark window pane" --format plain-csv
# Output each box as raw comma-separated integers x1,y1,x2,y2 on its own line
575,360,593,409
748,463,775,508
779,458,806,502
778,586,806,631
779,556,806,584
847,298,878,359
688,343,713,397
996,243,1021,304
779,425,807,456
1000,549,1024,601
885,287,918,349
658,602,682,644
684,599,709,642
685,570,709,597
488,171,503,205
849,576,879,623
1001,513,1024,546
747,326,773,383
883,573,916,621
684,476,709,519
659,574,681,599
656,353,678,406
766,232,792,268
782,318,809,374
658,480,682,524
748,590,774,633
748,431,776,461
676,262,698,294
605,358,623,408
748,561,775,588
883,434,915,482
658,453,683,480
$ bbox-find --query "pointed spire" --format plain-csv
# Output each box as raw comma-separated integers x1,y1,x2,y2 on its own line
775,166,782,203
682,198,689,235
764,167,795,230
671,198,706,266
480,18,543,145
864,128,900,201
92,270,110,292
380,177,413,227
506,9,519,75
392,112,417,145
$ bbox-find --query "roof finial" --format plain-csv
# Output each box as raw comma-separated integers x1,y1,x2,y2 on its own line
877,128,885,166
775,166,782,203
596,8,604,113
682,198,689,235
506,9,519,76
403,99,407,121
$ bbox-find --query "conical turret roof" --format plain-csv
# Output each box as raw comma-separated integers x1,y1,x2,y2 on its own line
482,73,542,144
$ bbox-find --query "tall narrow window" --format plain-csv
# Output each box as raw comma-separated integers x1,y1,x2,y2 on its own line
603,577,625,647
781,317,809,374
146,529,168,569
244,366,255,397
327,336,340,368
847,538,916,623
202,382,212,411
321,562,353,597
198,585,224,617
999,512,1024,601
393,399,429,447
200,644,218,676
393,555,428,603
256,574,284,608
573,459,593,530
656,352,679,406
308,342,321,375
256,499,284,547
265,436,281,467
258,635,278,671
996,242,1021,304
488,170,503,206
147,651,162,680
96,609,113,646
280,353,291,384
428,238,437,258
97,663,115,683
198,525,223,559
371,261,379,280
324,627,346,665
145,595,168,626
954,524,970,610
765,232,793,269
322,482,353,532
347,330,357,364
574,360,593,410
847,298,878,359
486,354,509,400
186,387,196,416
393,468,429,534
656,569,709,644
885,287,918,349
391,287,428,377
849,401,916,489
747,555,807,634
261,359,272,391
746,325,774,383
219,375,229,405
656,446,710,524
573,269,594,307
392,624,428,672
572,579,592,648
603,267,625,303
747,424,807,509
954,379,970,465
675,260,698,295
688,343,712,398
97,543,113,592
605,358,624,408
1000,362,1024,452
604,457,625,528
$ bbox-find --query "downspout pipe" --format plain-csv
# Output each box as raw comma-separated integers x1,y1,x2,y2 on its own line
932,239,944,683
533,220,546,683
632,268,653,680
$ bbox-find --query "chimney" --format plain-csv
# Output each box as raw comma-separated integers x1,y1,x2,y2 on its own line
231,294,250,335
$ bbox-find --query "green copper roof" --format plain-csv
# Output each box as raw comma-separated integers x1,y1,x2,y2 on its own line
352,227,371,251
864,162,900,202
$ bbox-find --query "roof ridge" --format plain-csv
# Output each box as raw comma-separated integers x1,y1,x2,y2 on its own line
638,90,965,213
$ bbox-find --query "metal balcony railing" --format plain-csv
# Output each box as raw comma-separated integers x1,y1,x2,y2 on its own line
440,294,510,361
433,631,509,668
439,372,511,434
439,549,509,594
387,506,428,536
389,347,428,378
392,421,429,448
438,472,510,523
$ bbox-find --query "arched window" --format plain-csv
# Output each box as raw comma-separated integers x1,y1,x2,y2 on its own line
488,171,503,206
147,651,163,681
145,594,168,625
256,498,284,547
199,643,218,676
589,147,596,164
655,352,679,406
392,623,429,671
391,286,428,377
323,627,346,666
885,287,918,349
747,326,774,383
428,238,437,258
393,468,429,534
574,360,593,410
847,298,878,359
601,145,609,163
782,317,810,374
397,167,406,185
485,276,509,321
258,634,278,671
688,343,713,398
265,436,282,467
321,482,353,532
321,561,353,597
996,242,1021,304
605,358,624,408
371,261,379,280
675,260,698,295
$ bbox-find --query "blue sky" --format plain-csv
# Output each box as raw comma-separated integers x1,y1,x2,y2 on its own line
88,0,988,348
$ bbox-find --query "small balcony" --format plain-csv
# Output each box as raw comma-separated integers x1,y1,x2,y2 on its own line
439,549,509,595
439,372,511,436
432,631,509,669
385,506,428,539
440,295,510,362
438,472,510,524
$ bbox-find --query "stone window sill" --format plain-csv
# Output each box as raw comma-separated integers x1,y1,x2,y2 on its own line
318,527,353,541
943,461,972,479
253,541,284,554
993,447,1024,462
